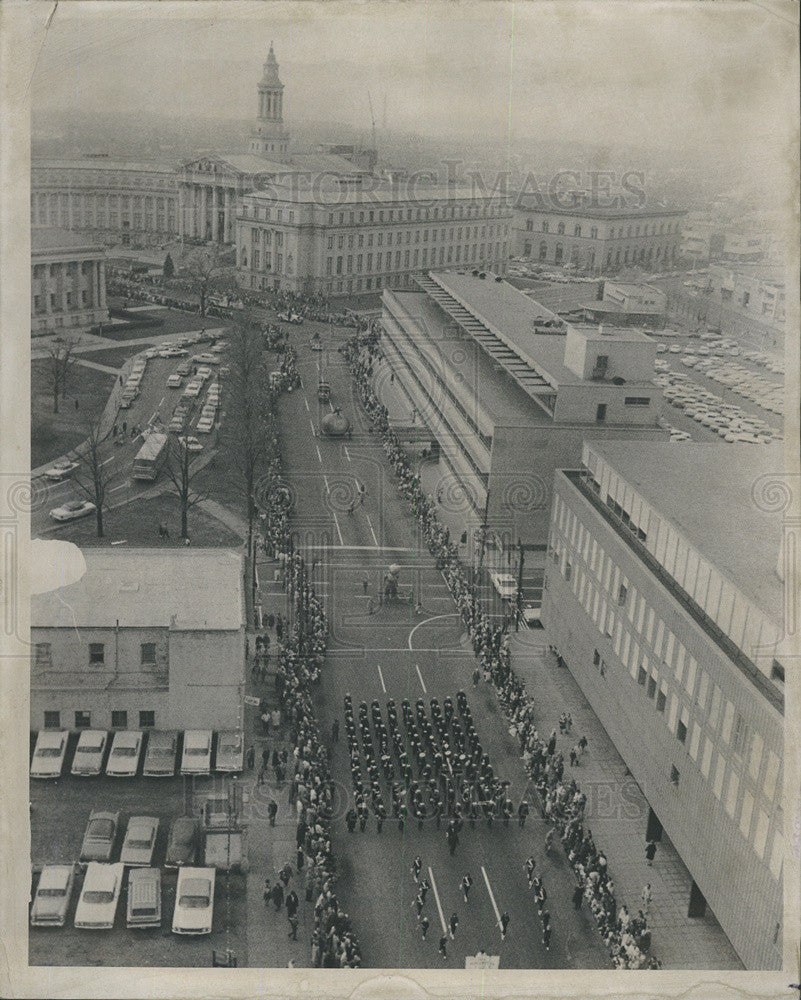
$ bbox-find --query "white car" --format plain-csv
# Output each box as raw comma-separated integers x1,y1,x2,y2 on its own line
172,867,215,935
71,730,108,777
183,382,201,398
74,862,124,930
215,731,244,773
181,730,212,776
178,436,203,453
120,816,159,867
490,572,518,601
105,730,143,778
160,347,188,358
195,367,212,382
44,459,79,481
145,348,161,359
30,865,75,927
167,374,183,388
49,500,96,523
30,730,68,779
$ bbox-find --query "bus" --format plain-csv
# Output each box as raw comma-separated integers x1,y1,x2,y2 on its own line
132,432,169,481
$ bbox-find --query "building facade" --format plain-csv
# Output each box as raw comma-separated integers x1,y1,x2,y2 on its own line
30,158,179,248
31,549,246,732
542,441,785,970
512,198,685,274
380,270,665,568
31,228,108,336
578,280,667,328
236,188,512,296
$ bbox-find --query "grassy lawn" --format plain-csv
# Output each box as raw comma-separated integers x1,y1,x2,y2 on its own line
31,361,116,469
47,492,243,548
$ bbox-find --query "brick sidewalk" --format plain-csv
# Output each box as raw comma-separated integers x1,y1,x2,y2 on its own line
508,629,744,970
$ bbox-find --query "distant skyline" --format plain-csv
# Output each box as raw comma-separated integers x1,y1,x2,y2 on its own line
29,1,796,167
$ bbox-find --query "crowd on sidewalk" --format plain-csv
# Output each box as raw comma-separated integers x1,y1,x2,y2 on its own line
252,394,363,969
342,333,661,970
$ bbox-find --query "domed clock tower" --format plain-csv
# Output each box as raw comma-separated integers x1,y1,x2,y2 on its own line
249,42,290,159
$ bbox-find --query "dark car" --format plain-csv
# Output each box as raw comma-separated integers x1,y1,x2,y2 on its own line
80,810,120,863
165,816,199,867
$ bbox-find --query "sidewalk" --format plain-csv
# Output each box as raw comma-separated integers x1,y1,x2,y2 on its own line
508,629,743,970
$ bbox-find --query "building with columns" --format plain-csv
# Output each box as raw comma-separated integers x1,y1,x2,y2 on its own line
31,228,108,336
30,158,179,248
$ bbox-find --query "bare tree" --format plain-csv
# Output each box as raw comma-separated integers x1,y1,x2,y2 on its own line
73,416,121,538
163,435,210,539
45,336,80,413
223,312,276,550
181,247,235,318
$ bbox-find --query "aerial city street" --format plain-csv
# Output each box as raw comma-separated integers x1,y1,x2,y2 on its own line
23,2,793,978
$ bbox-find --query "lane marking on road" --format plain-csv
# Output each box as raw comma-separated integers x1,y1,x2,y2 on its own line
408,614,461,651
309,418,316,436
331,511,344,546
480,866,503,931
344,446,352,463
365,513,379,547
376,664,387,693
304,397,310,412
427,867,448,936
415,663,427,694
322,475,345,545
293,544,417,552
108,483,129,494
100,457,115,467
315,444,323,463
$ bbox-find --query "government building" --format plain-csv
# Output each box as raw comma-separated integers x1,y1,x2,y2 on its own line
543,440,785,970
511,195,685,274
31,228,108,336
31,549,246,732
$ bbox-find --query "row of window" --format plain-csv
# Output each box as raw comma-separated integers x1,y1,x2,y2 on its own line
549,496,782,878
43,709,155,730
35,642,158,667
34,170,174,188
33,193,173,210
325,243,505,276
524,218,679,238
32,290,96,313
32,261,98,279
326,203,505,226
34,207,176,231
523,240,677,268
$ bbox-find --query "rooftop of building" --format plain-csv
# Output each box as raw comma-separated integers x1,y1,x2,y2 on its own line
582,440,785,622
243,182,510,206
31,227,105,254
569,323,653,343
32,548,244,630
426,270,654,387
604,281,665,296
514,195,686,219
32,157,178,174
183,150,373,178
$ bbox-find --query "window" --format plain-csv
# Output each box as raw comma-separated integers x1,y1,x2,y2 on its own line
44,710,60,729
656,688,667,712
732,713,750,758
557,222,565,235
111,710,127,728
637,665,647,686
35,642,51,665
677,718,687,743
139,710,155,728
670,765,680,787
647,676,656,699
75,711,91,729
89,643,105,665
595,404,607,423
593,649,600,666
624,397,651,406
617,584,627,606
771,659,785,683
140,642,156,665
565,561,572,582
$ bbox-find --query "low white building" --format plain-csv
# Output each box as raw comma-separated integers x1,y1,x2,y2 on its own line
31,549,245,734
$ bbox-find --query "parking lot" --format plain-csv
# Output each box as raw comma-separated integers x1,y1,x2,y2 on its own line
29,733,248,967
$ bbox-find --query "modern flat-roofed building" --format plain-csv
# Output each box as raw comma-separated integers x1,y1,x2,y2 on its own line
380,269,665,569
542,440,786,970
512,195,685,274
31,549,245,733
236,186,511,297
578,280,667,328
31,228,108,336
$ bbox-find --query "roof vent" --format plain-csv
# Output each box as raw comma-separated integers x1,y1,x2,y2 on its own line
495,275,503,282
479,272,486,279
119,581,140,593
472,269,479,276
612,376,626,385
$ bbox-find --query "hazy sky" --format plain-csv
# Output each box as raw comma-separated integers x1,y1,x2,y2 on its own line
28,1,797,158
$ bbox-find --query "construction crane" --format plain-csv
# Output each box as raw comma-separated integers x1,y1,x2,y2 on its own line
367,90,377,154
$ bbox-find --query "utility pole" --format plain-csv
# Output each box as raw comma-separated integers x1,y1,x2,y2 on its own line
515,540,525,632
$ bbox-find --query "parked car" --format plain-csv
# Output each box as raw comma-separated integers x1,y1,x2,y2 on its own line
74,863,124,930
142,730,178,777
43,459,79,481
105,730,143,778
80,810,120,863
120,816,159,867
177,361,192,376
172,867,215,935
165,817,199,867
30,730,68,779
181,730,212,776
71,730,108,777
178,436,203,453
126,867,162,929
490,572,518,601
30,865,75,927
215,731,244,773
167,374,183,388
49,500,96,523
